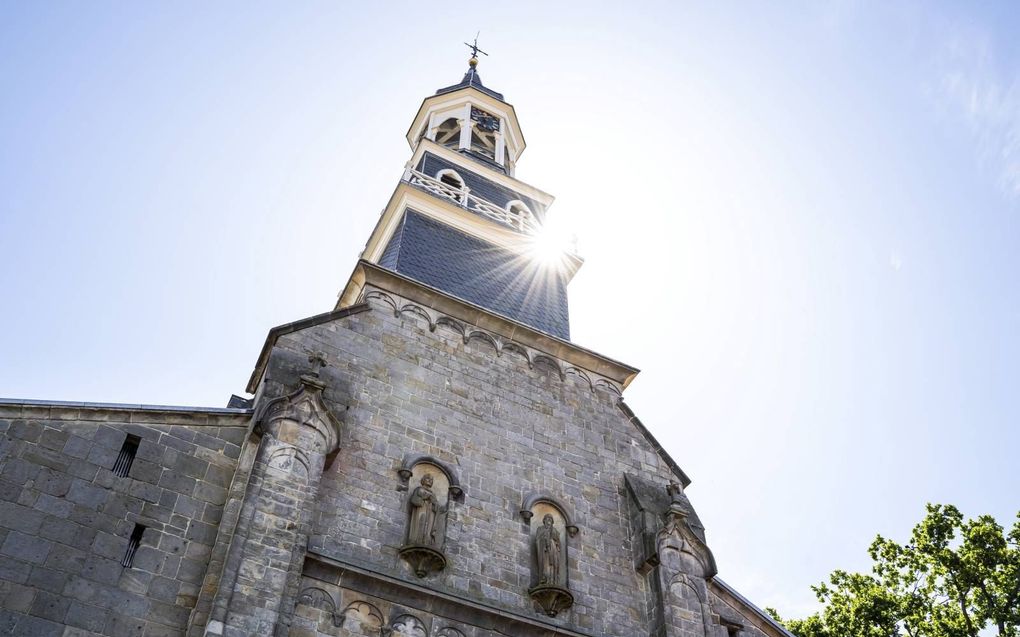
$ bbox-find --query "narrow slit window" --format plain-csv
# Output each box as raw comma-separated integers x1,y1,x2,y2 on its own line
112,434,141,478
122,523,145,567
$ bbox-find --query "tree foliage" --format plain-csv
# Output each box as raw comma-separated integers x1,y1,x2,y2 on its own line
771,505,1019,637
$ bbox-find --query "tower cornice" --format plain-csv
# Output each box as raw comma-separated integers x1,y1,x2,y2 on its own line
335,261,639,391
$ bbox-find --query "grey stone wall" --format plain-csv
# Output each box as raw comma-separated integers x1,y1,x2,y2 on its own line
254,293,683,635
0,404,248,636
0,293,791,637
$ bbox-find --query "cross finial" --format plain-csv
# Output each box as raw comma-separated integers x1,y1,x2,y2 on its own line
308,351,328,377
464,32,488,67
666,481,684,501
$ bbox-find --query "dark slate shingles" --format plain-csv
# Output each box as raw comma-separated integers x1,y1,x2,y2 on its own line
380,211,570,340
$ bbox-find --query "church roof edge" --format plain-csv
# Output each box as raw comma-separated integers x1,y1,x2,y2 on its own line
618,400,692,488
245,303,372,394
711,578,798,637
0,397,251,423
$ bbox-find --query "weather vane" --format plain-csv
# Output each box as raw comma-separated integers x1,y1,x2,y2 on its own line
464,32,489,64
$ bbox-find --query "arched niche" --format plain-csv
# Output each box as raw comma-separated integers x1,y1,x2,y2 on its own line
521,494,576,616
397,454,463,500
396,454,462,577
520,494,578,537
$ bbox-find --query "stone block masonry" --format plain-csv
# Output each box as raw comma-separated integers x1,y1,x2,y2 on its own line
0,298,790,637
0,402,248,636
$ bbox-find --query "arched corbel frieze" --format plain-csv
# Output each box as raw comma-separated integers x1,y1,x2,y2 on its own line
357,286,625,395
501,342,532,367
564,367,594,392
465,329,500,353
398,303,437,332
532,354,564,380
364,289,399,317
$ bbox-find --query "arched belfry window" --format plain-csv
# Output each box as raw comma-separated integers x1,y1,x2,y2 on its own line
435,169,466,203
506,200,533,231
433,118,460,149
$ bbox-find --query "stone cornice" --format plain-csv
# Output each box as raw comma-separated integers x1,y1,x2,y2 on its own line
0,398,251,426
303,551,596,637
337,261,639,392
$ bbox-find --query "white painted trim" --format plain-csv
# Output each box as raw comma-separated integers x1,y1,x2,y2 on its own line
458,104,472,150
406,89,525,158
411,139,554,206
494,129,505,167
360,183,535,267
505,199,534,230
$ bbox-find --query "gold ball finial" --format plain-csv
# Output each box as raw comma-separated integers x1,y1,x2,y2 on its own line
469,56,479,68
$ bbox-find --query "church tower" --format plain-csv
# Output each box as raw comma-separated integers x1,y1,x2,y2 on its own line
0,51,794,637
337,50,579,342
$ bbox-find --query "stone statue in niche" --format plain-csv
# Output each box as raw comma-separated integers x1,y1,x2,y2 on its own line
398,464,451,577
407,474,442,547
525,502,574,617
535,514,563,586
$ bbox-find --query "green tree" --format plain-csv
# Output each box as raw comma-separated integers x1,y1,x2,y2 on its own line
772,505,1019,637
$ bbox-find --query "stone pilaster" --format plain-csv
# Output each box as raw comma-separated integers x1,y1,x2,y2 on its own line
653,484,721,637
203,375,341,637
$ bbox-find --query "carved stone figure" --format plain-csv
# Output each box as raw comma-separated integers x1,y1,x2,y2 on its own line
398,464,455,577
535,514,562,585
407,474,440,546
528,511,572,616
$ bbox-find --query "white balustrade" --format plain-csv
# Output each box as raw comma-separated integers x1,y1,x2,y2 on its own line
405,168,540,234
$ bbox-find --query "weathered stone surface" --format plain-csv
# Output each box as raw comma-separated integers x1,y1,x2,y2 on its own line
0,408,248,636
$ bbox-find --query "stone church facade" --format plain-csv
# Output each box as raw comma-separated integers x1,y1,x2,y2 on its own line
0,59,792,637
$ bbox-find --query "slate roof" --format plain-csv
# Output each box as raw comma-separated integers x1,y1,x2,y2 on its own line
435,66,505,101
380,210,570,340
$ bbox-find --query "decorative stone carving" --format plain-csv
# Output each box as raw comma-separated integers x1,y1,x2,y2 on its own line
655,481,718,637
535,514,563,586
339,600,384,634
388,613,428,636
254,374,342,458
397,457,461,578
360,287,625,396
522,496,575,617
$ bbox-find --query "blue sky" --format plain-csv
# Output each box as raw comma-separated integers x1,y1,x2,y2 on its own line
1,1,1018,619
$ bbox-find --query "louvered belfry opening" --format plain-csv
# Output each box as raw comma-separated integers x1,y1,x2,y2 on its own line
112,434,141,478
122,523,146,568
